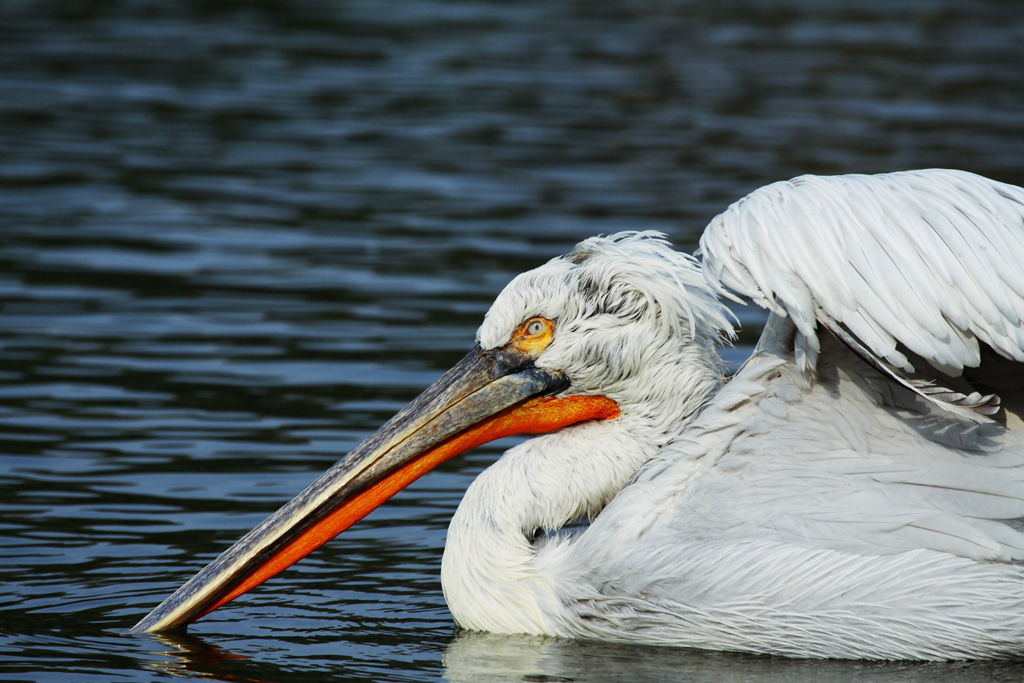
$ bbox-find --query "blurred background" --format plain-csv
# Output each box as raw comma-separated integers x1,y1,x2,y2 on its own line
2,1,1024,681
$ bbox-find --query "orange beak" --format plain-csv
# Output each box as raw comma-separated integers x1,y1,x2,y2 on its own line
130,344,619,633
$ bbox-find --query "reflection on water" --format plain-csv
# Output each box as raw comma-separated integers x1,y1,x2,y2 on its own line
3,0,1024,681
443,632,1024,683
115,630,1024,683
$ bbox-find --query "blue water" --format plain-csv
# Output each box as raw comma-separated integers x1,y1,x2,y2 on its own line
3,1,1024,680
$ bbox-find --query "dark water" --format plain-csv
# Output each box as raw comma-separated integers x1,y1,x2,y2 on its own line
3,1,1024,681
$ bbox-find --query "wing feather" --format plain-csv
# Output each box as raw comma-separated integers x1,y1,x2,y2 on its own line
699,169,1024,378
598,340,1024,567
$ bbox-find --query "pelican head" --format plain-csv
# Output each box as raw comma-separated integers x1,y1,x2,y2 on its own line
130,230,733,634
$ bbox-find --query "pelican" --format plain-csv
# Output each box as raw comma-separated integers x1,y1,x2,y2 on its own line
131,169,1024,660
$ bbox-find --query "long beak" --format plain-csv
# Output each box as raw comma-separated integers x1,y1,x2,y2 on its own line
130,344,619,633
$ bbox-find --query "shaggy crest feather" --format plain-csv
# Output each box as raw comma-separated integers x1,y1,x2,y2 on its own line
478,231,734,354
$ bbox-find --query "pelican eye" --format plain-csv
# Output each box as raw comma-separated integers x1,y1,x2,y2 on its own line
511,317,555,355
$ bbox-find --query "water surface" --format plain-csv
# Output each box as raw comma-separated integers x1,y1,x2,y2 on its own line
3,1,1024,681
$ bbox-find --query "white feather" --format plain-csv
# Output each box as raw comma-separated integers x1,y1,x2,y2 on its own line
700,169,1024,376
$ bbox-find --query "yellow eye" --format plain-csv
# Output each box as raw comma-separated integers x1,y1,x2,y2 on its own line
526,319,547,336
512,317,555,355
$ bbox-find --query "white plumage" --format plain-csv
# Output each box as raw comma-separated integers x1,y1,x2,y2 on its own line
441,169,1024,659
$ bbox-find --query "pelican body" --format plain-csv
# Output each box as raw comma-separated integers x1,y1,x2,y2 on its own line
132,170,1024,660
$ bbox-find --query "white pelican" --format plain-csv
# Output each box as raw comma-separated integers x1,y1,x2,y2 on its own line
131,169,1024,660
